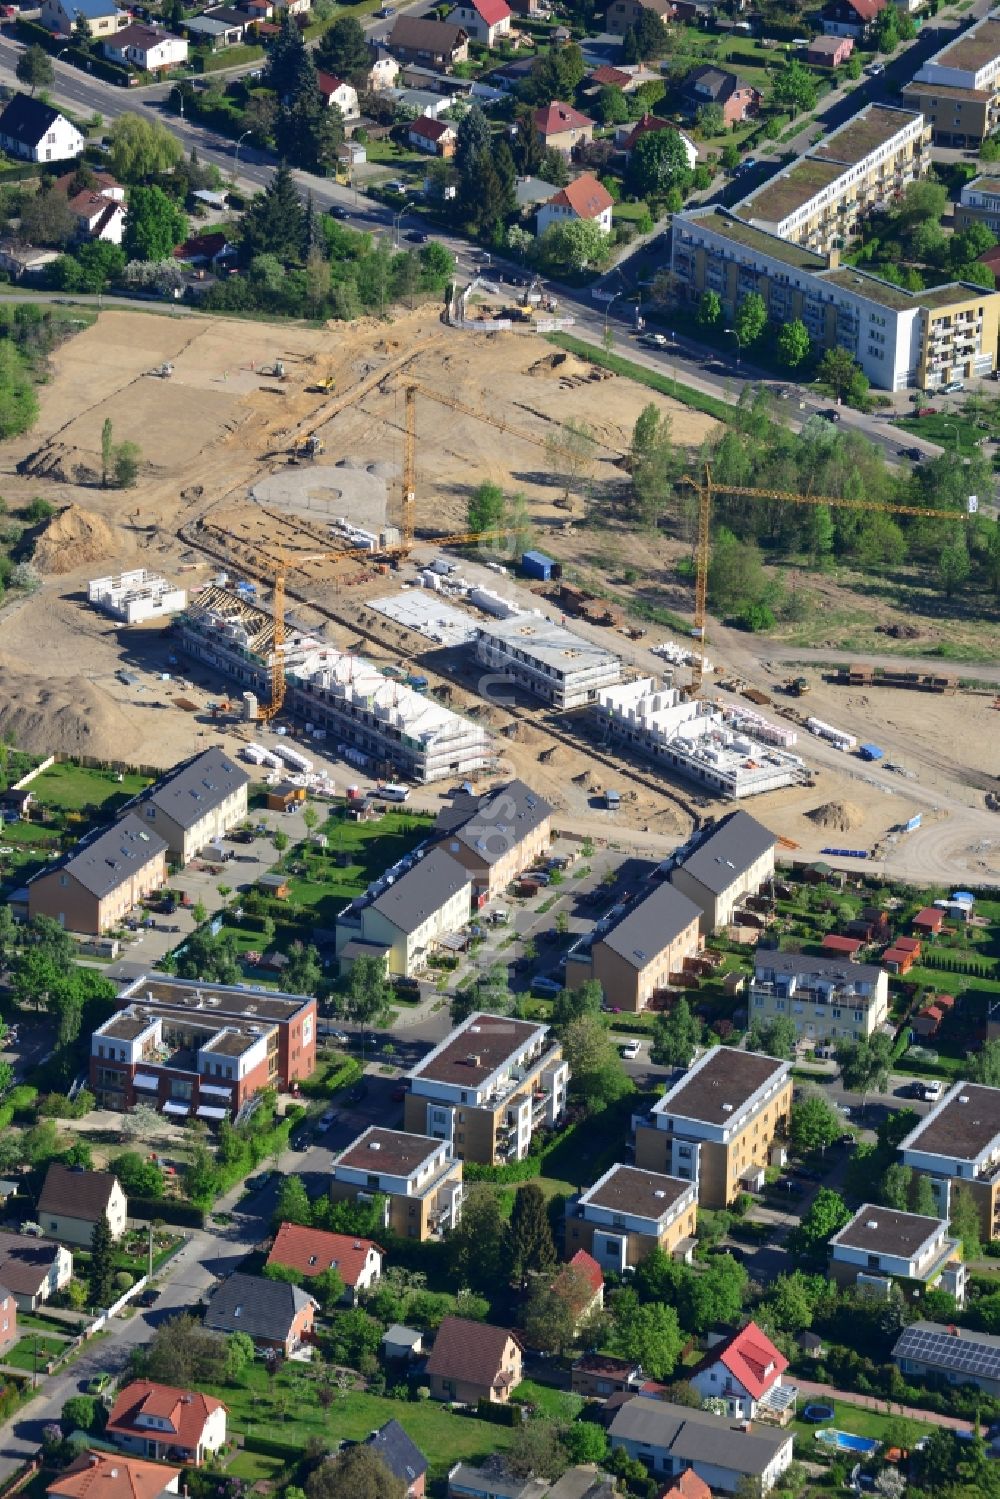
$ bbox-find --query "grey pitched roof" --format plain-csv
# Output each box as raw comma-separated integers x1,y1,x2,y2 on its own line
599,883,703,970
367,1420,428,1484
370,848,470,934
609,1397,790,1476
145,748,249,831
48,815,167,901
754,950,882,987
0,1231,64,1296
675,811,776,895
38,1164,121,1223
389,14,468,49
0,95,66,150
892,1320,1000,1379
204,1272,314,1341
444,779,552,867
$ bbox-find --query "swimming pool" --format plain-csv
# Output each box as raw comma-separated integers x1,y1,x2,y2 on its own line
815,1429,880,1456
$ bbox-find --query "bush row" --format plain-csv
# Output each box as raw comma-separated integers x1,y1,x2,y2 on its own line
194,41,263,72
128,1197,206,1229
14,20,131,86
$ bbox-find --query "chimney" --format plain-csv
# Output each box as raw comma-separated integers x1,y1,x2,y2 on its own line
826,246,840,270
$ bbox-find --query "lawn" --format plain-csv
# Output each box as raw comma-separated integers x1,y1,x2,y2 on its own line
209,1365,517,1478
512,1380,583,1421
538,1094,648,1196
226,1452,287,1482
892,411,984,452
5,1334,68,1371
791,1397,941,1449
29,762,153,815
282,808,434,925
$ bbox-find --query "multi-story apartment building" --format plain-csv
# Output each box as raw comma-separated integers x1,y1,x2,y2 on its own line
565,1163,698,1271
90,975,316,1120
437,779,553,900
829,1203,966,1305
635,1048,792,1207
330,1127,464,1240
903,10,1000,146
750,951,889,1045
736,105,929,254
671,205,1000,390
179,586,490,783
403,1012,569,1165
955,172,1000,231
474,616,621,710
564,882,704,1012
899,1081,1000,1239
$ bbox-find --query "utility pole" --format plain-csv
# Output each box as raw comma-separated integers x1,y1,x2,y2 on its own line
147,1222,153,1281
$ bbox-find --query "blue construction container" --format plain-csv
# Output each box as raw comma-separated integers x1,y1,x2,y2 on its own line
521,550,556,581
859,743,885,761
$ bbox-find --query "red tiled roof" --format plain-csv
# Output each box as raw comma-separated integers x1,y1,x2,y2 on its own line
267,1222,383,1289
48,1453,181,1499
409,115,453,141
545,172,613,220
173,232,229,262
425,1316,520,1388
567,1249,604,1295
106,1382,225,1451
472,0,511,22
658,1471,712,1499
821,934,863,955
622,113,675,150
316,69,347,96
533,100,594,136
68,189,121,221
842,0,884,18
590,64,631,86
935,992,956,1008
696,1320,786,1400
914,907,943,928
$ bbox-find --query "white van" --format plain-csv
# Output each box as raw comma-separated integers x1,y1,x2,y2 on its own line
377,784,411,803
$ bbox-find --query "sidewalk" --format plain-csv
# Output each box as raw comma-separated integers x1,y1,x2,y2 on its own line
794,1376,976,1433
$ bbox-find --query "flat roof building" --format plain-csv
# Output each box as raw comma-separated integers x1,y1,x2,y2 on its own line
330,1126,464,1240
565,1162,698,1272
474,615,621,710
88,570,186,625
900,1080,1000,1239
635,1047,792,1207
829,1202,966,1304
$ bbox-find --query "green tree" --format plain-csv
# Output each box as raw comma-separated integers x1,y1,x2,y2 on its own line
874,4,899,51
950,1183,982,1258
788,1187,852,1263
241,162,305,262
628,127,692,198
507,1421,567,1483
777,318,811,368
630,402,678,528
284,941,323,996
847,52,862,78
598,86,630,126
224,1330,255,1383
312,1265,346,1310
447,1185,508,1293
0,344,38,440
315,15,368,75
766,1271,820,1333
610,1288,683,1380
835,1033,893,1112
109,113,183,182
696,101,725,136
971,1040,1000,1086
16,44,54,95
563,1424,608,1464
911,1171,938,1217
275,1173,312,1227
113,441,141,489
539,218,610,272
747,1014,798,1059
307,1446,404,1499
563,1013,633,1113
697,290,722,327
101,418,114,488
679,1253,747,1334
265,11,311,98
509,1183,557,1283
89,1214,115,1309
19,183,77,249
735,291,767,347
651,999,701,1066
114,1150,163,1198
343,952,393,1027
818,345,865,400
62,1394,98,1432
938,540,971,598
468,480,506,536
772,59,818,114
124,185,186,263
790,1094,842,1154
525,1264,595,1354
552,980,603,1030
880,1161,914,1211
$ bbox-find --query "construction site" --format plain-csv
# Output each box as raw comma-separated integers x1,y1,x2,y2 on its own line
0,302,999,885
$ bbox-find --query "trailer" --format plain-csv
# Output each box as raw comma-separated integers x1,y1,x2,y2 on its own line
859,743,885,762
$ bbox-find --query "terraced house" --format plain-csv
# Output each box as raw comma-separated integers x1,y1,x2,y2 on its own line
735,105,929,255
403,1012,569,1165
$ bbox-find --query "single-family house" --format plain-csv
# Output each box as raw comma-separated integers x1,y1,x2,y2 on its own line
388,16,469,68
105,1382,228,1465
426,1315,523,1404
606,0,673,31
59,176,125,244
536,173,614,236
608,1397,794,1494
267,1222,384,1303
807,33,854,65
689,1321,793,1422
550,1250,605,1327
28,815,168,935
571,1353,644,1401
103,23,188,70
41,0,123,36
680,66,760,126
368,53,401,89
893,1319,1000,1396
0,1286,15,1356
38,1164,127,1249
0,1230,72,1311
204,1272,316,1355
202,5,252,34
133,748,249,866
821,0,885,37
317,71,359,117
408,116,458,156
0,95,84,164
173,231,237,269
47,1454,181,1499
367,1421,428,1499
184,13,244,46
532,100,595,154
0,243,60,278
829,1203,966,1305
449,0,511,45
619,115,697,168
660,1473,712,1499
669,810,776,932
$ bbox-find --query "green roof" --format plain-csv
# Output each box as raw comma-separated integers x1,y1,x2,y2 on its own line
682,208,827,270
818,267,915,309
812,104,923,164
739,158,844,224
919,282,994,309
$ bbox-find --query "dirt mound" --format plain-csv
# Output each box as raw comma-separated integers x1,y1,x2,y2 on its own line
32,505,121,576
805,800,866,833
0,657,141,759
528,351,592,380
18,442,99,486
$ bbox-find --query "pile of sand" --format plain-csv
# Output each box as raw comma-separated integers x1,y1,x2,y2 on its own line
528,351,592,380
806,800,866,833
32,505,121,576
0,657,141,759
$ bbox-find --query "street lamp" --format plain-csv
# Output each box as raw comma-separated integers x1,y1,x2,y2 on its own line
724,325,742,369
393,198,412,249
604,288,621,341
233,129,251,181
942,420,961,454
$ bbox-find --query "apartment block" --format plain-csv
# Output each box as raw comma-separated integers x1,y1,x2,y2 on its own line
330,1127,464,1240
736,105,929,255
90,975,316,1120
669,810,776,933
436,779,552,900
750,950,889,1045
565,1163,698,1272
635,1047,792,1207
903,10,1000,145
474,616,621,709
671,205,1000,390
955,172,1000,231
403,1012,569,1165
564,882,704,1012
179,586,490,782
829,1203,966,1305
899,1081,1000,1240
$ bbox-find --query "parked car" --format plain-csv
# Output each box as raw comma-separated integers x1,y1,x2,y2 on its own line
621,1039,641,1060
318,1110,339,1130
531,975,564,997
328,205,349,220
866,61,885,75
821,408,842,422
87,1373,112,1395
942,380,965,394
404,229,428,243
904,446,924,461
642,333,668,348
347,1081,369,1104
246,1171,274,1192
138,1287,161,1307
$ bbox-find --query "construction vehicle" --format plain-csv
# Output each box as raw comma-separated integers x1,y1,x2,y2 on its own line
308,366,336,393
785,677,810,697
260,361,287,380
290,435,324,463
682,465,978,695
146,363,173,379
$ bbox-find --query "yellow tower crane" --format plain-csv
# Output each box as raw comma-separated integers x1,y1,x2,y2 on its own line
682,465,979,694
